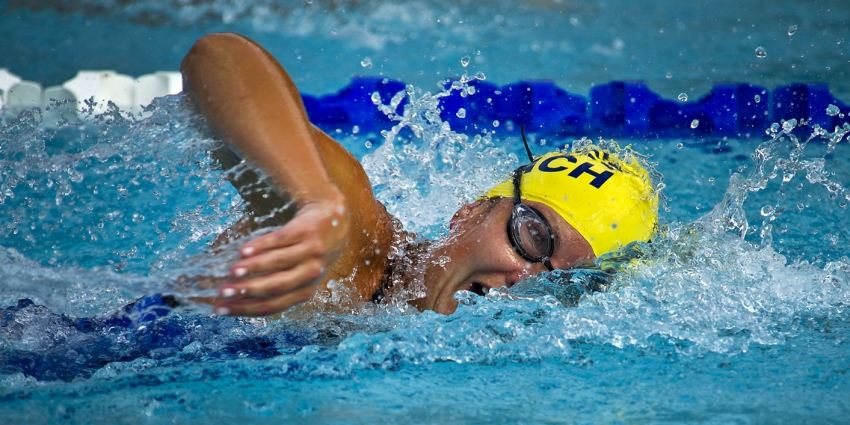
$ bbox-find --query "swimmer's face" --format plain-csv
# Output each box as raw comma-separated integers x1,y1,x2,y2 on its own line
419,197,595,314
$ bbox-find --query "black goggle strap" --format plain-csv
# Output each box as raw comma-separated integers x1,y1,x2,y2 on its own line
520,123,535,163
513,122,534,204
511,167,523,204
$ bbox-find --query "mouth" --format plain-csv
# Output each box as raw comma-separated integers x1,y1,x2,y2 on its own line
465,281,490,296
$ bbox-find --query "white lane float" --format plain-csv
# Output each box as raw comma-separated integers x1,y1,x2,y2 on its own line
3,81,42,120
0,68,23,111
0,69,184,123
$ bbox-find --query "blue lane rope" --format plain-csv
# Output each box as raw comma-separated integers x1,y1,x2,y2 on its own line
302,77,849,140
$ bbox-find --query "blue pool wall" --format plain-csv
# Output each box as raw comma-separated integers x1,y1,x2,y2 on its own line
304,77,849,140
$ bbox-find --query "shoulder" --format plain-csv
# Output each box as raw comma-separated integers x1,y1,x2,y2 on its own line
313,128,400,300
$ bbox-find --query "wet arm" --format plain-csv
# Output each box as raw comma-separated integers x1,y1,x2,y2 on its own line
180,33,349,316
181,33,343,210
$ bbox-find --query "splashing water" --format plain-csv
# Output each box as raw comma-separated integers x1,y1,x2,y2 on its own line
0,96,268,312
362,69,518,236
0,73,849,425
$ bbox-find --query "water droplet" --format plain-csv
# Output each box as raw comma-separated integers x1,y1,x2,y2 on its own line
371,91,382,105
492,120,500,127
666,72,673,79
690,119,699,129
456,108,467,118
364,140,372,148
708,177,715,184
474,71,486,80
838,38,844,45
676,143,683,149
405,84,415,94
754,94,761,103
678,93,688,102
782,119,797,132
788,25,797,35
755,46,767,58
826,104,840,117
361,57,372,68
461,55,471,67
760,205,774,217
352,125,360,134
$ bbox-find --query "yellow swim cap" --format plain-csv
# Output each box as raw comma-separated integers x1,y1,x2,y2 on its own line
485,146,659,257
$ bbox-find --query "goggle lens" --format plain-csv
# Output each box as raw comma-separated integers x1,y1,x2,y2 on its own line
509,204,554,263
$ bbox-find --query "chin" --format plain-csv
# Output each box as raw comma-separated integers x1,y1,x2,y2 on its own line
432,298,460,315
440,304,460,315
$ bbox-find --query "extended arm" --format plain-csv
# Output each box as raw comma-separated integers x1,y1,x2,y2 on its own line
181,33,350,316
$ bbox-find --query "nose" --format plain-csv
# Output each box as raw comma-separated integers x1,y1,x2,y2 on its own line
504,262,547,287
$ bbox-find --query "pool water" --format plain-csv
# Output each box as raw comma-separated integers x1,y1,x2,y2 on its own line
2,0,850,423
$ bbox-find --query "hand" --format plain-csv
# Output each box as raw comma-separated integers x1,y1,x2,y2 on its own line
213,193,350,316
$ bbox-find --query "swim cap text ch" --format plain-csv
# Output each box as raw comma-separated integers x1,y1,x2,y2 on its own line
485,148,659,257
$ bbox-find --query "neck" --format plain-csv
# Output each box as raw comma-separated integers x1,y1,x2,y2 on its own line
382,237,445,310
396,231,469,311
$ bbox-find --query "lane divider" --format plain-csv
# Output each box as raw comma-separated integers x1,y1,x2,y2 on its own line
304,77,849,139
1,69,847,139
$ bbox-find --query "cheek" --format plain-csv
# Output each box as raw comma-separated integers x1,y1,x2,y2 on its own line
473,228,522,266
448,203,518,265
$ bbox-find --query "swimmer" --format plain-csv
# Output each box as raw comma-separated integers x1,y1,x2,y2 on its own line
180,33,658,317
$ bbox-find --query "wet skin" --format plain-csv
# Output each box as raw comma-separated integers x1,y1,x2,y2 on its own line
418,198,595,314
181,32,595,316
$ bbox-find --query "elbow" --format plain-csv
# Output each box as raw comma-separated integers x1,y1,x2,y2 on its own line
181,33,243,70
180,34,223,97
180,33,256,95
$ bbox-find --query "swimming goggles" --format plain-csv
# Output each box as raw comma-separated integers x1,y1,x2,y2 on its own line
507,163,556,272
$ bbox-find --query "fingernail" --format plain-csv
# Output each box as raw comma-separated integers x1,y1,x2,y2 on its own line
221,287,236,298
214,307,230,316
233,267,247,278
241,246,255,256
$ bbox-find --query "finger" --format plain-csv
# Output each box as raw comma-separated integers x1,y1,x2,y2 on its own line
222,259,324,298
239,225,303,257
231,242,316,277
214,285,317,317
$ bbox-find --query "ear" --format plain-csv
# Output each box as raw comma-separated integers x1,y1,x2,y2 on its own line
450,199,488,230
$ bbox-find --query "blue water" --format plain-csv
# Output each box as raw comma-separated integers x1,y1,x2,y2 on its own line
2,0,850,423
